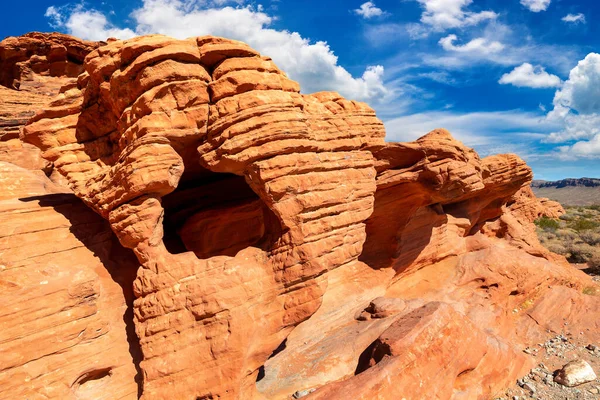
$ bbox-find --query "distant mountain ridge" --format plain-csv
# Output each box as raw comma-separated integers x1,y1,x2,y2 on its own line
531,178,600,206
532,178,600,189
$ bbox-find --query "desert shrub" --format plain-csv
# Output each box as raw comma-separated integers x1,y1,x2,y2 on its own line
535,217,560,232
546,243,567,255
580,231,600,246
535,205,600,268
569,218,600,232
560,213,576,221
566,243,596,263
589,253,600,269
554,229,578,241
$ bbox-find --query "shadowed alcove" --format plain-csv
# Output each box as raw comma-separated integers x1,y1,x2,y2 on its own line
161,168,282,258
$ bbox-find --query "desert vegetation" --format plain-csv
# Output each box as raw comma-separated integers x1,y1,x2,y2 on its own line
536,205,600,269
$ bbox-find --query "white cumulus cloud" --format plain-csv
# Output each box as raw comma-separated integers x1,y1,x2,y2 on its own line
551,53,600,117
562,13,586,24
439,34,504,54
499,63,562,88
545,53,600,158
520,0,551,12
45,5,136,40
44,0,388,103
354,2,386,19
415,0,497,31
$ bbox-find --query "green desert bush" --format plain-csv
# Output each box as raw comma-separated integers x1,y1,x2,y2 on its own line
569,218,600,232
535,217,560,232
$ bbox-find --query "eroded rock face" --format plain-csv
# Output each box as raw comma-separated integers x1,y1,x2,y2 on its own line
0,32,101,94
0,33,140,400
0,33,102,183
0,163,141,399
23,34,385,399
1,32,596,400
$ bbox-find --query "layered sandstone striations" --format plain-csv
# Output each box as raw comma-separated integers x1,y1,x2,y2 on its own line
0,33,102,180
0,32,101,94
0,32,596,400
0,33,140,400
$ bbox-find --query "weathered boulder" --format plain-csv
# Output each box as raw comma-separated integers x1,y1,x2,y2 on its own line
554,360,597,387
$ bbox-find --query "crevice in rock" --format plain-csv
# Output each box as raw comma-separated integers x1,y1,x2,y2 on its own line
354,339,391,375
73,367,112,387
255,338,287,383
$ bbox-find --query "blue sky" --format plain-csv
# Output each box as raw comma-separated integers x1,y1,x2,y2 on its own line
2,0,600,180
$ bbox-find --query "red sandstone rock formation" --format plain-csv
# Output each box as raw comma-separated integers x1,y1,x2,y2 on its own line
0,32,597,400
0,33,140,399
0,33,102,182
0,32,101,94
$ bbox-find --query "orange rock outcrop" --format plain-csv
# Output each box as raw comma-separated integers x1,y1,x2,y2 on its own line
0,32,597,400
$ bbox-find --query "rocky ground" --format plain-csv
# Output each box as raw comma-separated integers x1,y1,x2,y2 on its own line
497,264,600,400
504,204,600,400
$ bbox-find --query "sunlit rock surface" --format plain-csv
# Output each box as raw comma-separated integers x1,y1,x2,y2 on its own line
0,32,597,400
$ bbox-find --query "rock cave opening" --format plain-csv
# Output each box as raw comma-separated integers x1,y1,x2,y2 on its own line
161,168,282,259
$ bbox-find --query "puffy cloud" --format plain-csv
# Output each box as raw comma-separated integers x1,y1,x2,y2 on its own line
45,5,136,41
44,0,388,103
544,114,600,143
520,0,551,13
562,13,586,24
354,2,386,19
544,53,600,158
551,53,600,116
415,0,497,32
439,34,504,54
558,134,600,159
499,63,562,88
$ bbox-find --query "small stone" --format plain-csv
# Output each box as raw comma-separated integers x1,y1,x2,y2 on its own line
586,344,598,352
522,382,536,394
554,360,597,387
589,388,599,394
517,379,525,387
293,388,316,399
